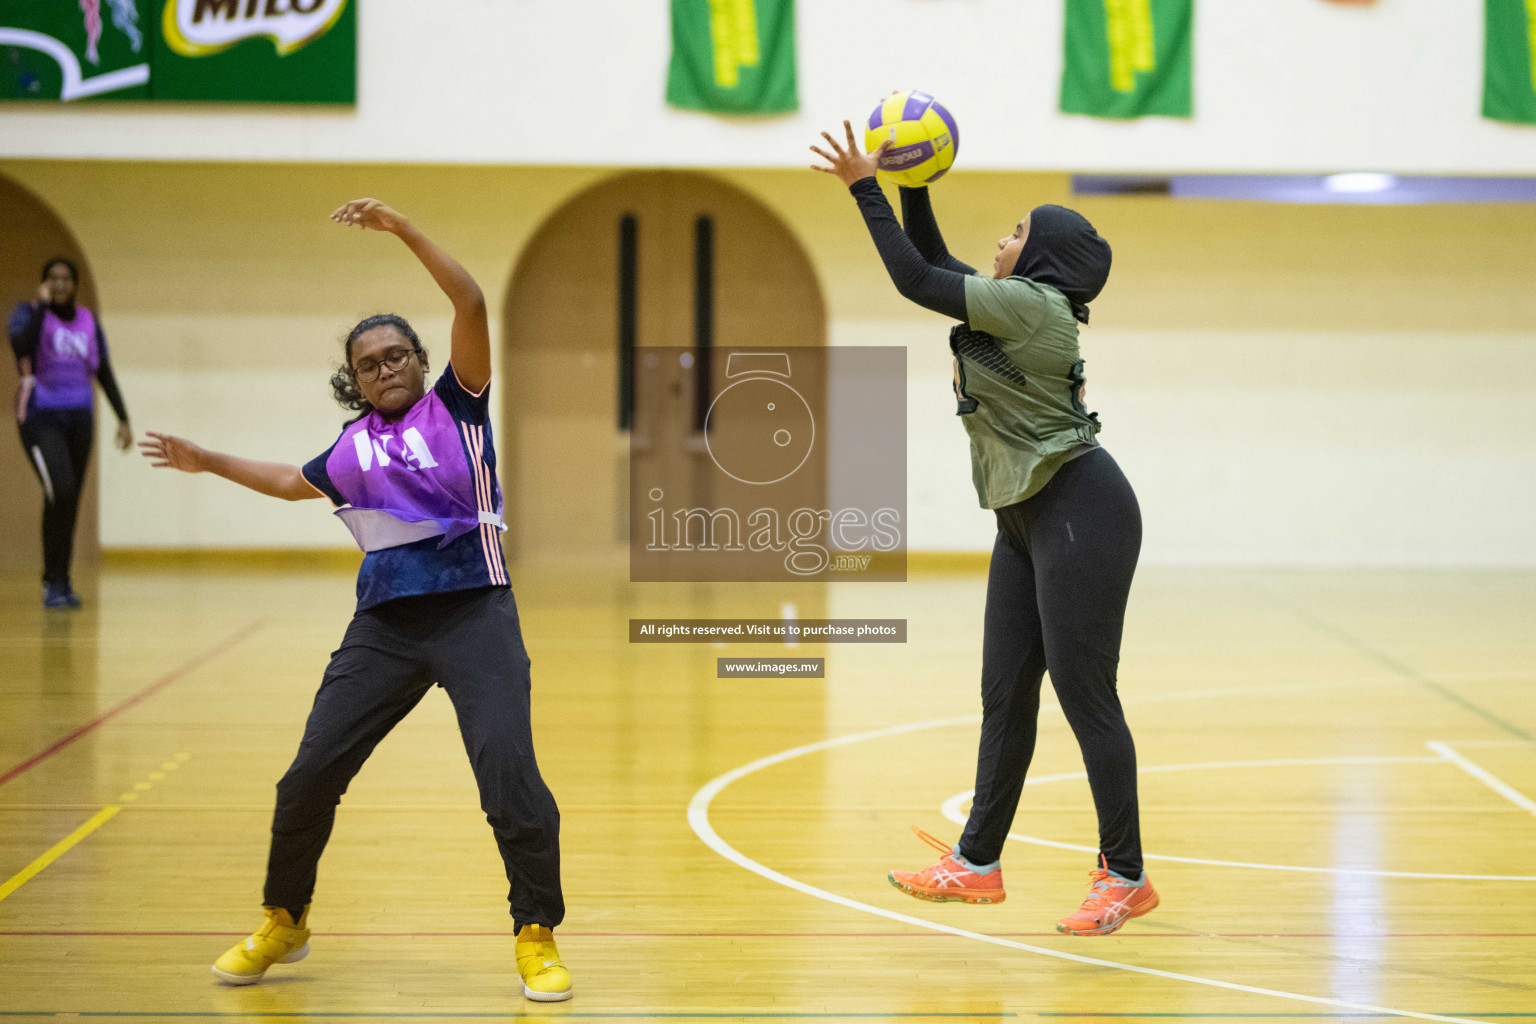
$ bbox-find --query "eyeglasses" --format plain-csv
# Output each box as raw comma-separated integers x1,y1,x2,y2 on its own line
352,347,417,383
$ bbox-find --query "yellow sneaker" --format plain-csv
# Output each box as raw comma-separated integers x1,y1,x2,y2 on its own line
515,924,573,1002
211,906,311,985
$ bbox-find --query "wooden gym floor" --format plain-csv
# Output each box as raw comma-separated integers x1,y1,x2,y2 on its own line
0,561,1533,1024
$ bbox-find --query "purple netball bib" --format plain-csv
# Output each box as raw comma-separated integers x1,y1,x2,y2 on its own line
323,389,502,552
33,307,100,410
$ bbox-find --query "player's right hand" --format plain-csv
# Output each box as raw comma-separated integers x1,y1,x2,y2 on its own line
810,120,890,187
140,432,207,473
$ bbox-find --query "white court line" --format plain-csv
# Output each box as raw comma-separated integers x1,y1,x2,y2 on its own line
862,676,1411,744
939,755,1536,882
1023,755,1446,785
1429,740,1536,815
687,716,1495,1024
1451,738,1536,750
1032,675,1411,721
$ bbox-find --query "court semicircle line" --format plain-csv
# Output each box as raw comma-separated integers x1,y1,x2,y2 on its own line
937,755,1536,883
686,715,1494,1024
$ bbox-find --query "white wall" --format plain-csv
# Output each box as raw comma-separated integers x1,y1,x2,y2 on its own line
98,322,1536,566
8,160,1535,566
844,323,1536,567
2,0,1533,174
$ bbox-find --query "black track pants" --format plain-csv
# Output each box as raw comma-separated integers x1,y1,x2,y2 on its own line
18,407,93,586
263,586,564,930
958,447,1145,879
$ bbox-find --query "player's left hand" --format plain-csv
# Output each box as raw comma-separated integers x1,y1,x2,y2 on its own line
331,198,408,234
115,421,133,452
810,120,890,187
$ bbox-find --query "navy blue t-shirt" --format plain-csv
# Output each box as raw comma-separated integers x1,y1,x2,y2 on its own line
303,367,508,611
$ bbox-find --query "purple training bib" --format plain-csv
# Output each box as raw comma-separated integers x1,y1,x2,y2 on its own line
33,306,100,410
323,388,503,552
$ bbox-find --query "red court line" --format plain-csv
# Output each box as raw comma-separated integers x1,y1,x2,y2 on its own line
1,930,1532,938
0,620,265,789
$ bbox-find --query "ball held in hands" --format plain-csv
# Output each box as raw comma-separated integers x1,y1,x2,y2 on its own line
864,90,959,187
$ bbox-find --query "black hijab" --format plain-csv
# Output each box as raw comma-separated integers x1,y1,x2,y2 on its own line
1010,205,1111,324
41,257,80,320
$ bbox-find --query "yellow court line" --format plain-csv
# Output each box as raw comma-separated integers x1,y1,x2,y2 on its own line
0,805,121,903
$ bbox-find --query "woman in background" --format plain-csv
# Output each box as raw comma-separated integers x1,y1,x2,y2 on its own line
9,257,132,609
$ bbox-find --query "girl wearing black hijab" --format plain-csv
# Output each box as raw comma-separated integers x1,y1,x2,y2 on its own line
812,121,1158,936
8,258,132,609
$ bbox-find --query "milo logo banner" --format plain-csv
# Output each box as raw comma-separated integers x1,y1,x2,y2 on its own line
154,0,353,101
0,0,355,103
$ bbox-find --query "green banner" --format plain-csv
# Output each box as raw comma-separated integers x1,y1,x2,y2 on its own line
666,0,796,115
1484,0,1536,125
1060,0,1193,119
152,0,354,102
0,0,152,101
0,0,354,103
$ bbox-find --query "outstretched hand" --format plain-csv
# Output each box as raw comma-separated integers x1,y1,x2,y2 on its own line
140,431,207,473
331,198,408,235
810,120,890,187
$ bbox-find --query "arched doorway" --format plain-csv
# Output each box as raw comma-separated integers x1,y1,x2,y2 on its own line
0,174,100,577
501,171,827,565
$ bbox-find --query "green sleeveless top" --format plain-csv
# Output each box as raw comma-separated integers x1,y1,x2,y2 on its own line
954,275,1101,509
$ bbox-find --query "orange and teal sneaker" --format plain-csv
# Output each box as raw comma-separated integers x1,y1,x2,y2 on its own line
516,924,573,1002
211,905,310,985
888,826,1006,905
1055,857,1160,935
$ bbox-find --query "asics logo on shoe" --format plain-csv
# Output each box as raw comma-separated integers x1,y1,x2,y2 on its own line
931,866,967,888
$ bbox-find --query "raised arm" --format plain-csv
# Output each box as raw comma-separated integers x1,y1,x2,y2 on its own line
331,199,491,394
899,186,977,275
810,122,967,321
139,432,321,501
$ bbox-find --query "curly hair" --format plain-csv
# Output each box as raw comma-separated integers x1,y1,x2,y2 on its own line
329,313,428,415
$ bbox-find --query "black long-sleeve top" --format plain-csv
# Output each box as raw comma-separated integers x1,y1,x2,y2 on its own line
8,302,129,422
847,177,972,322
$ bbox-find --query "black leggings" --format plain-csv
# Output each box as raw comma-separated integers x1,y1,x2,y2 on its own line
958,447,1144,879
263,585,564,931
18,407,93,586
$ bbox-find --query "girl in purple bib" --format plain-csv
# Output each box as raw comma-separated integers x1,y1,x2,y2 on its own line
140,200,571,1002
8,257,133,609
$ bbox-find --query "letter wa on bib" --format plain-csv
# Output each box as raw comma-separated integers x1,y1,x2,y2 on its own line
323,389,499,552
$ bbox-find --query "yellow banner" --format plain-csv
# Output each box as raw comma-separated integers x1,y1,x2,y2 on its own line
1105,0,1156,94
1528,0,1536,91
709,0,760,88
